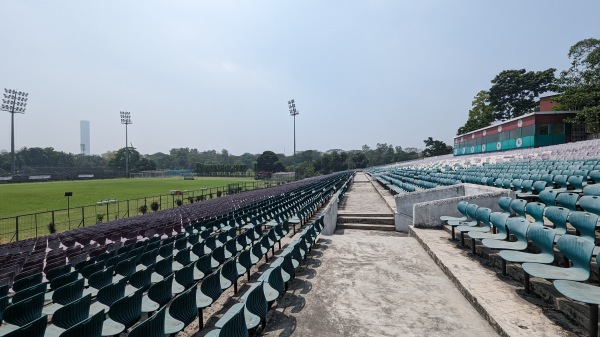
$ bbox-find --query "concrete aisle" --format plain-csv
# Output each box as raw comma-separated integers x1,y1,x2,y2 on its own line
262,173,499,337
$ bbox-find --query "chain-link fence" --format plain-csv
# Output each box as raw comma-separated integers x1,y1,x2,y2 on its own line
0,181,268,243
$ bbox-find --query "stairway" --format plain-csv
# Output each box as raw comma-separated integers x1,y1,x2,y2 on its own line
336,213,395,231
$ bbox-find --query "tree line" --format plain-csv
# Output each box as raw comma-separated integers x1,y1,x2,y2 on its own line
457,38,600,135
0,136,452,180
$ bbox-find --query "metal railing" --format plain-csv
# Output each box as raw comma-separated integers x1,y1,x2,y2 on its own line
0,181,269,243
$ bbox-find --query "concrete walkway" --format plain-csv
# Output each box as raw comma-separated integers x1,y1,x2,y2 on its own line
338,173,392,216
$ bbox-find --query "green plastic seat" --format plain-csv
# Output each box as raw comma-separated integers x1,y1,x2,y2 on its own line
0,284,8,298
143,273,174,314
83,266,115,297
578,195,600,216
290,244,302,269
192,242,207,260
12,273,43,292
497,197,513,215
510,199,527,218
499,225,556,276
220,258,240,293
173,248,192,271
46,264,72,282
0,295,9,323
544,206,569,240
205,302,248,337
260,265,285,305
567,211,600,255
241,281,268,331
468,212,509,241
101,289,142,336
211,246,227,269
45,294,92,337
164,284,197,335
567,175,586,193
525,202,546,226
553,279,600,337
158,243,174,259
447,203,478,240
482,218,530,250
538,190,558,207
583,184,600,196
126,265,154,296
114,257,137,281
89,278,127,316
175,262,197,291
236,249,253,281
440,201,469,222
194,254,213,281
196,271,223,329
12,283,47,304
556,192,579,211
128,306,166,337
3,314,47,337
225,239,238,259
139,248,159,267
522,234,595,293
457,207,492,247
0,292,44,335
250,243,264,265
58,309,104,337
43,278,85,315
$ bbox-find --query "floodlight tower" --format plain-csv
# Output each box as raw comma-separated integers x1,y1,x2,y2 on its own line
1,89,29,175
288,99,299,157
120,111,132,178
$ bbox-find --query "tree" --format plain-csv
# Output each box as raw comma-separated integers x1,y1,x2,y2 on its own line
109,147,140,171
555,38,600,133
422,137,452,157
349,151,368,169
256,151,280,172
489,68,557,120
457,90,495,135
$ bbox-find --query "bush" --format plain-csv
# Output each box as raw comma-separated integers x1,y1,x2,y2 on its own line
96,214,104,223
188,197,194,204
176,199,183,206
216,191,222,198
139,204,148,214
47,222,56,234
150,201,160,212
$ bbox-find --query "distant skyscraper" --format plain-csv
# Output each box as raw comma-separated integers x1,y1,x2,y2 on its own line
80,120,90,155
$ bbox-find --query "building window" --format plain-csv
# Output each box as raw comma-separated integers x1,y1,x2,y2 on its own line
537,125,550,135
552,123,565,134
521,125,534,137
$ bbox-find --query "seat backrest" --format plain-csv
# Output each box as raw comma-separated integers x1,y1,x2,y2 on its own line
465,203,479,221
220,258,238,286
521,180,533,192
544,206,570,235
108,289,142,330
242,281,267,325
579,195,600,216
556,234,595,272
127,306,166,337
538,190,558,207
526,225,556,256
475,208,492,227
52,293,92,330
532,181,547,194
148,274,174,308
168,284,197,329
510,199,527,218
506,218,530,242
3,291,44,326
497,197,512,215
12,273,43,292
88,266,115,290
4,314,47,337
525,202,545,225
567,175,585,190
0,295,9,324
53,278,85,306
219,304,248,337
96,277,126,307
553,175,568,188
567,211,599,242
583,184,600,196
556,192,579,211
201,271,223,303
588,170,600,183
12,283,47,304
59,310,104,337
489,212,509,236
267,265,285,299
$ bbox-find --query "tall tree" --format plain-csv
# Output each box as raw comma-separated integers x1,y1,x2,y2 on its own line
555,38,600,133
422,137,452,157
489,68,557,120
256,151,280,172
457,90,495,135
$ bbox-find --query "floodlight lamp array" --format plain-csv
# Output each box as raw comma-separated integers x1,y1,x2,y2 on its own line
288,98,298,116
120,111,132,124
1,88,28,113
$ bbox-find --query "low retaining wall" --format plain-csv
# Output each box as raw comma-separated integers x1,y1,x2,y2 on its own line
395,183,515,232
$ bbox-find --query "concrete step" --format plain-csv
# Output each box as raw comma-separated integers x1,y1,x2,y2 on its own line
337,216,394,225
336,223,396,231
337,213,392,218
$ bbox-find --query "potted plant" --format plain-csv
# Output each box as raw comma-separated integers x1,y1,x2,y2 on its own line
139,204,148,214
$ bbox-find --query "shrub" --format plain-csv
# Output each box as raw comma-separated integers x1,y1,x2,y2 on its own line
96,214,104,223
216,191,222,198
150,201,160,212
176,199,183,206
188,197,194,204
139,204,148,214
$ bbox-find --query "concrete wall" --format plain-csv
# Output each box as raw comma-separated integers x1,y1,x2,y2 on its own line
321,194,339,236
395,183,515,231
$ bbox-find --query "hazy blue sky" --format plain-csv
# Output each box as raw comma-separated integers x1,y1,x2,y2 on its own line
0,1,598,156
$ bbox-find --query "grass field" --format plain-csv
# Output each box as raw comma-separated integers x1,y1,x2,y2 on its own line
0,176,254,219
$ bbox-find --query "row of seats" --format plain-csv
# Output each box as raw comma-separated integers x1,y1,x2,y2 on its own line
442,197,600,336
0,173,353,336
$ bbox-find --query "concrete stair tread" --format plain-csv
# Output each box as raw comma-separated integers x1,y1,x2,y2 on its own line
337,223,395,231
337,213,393,217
